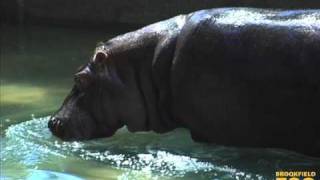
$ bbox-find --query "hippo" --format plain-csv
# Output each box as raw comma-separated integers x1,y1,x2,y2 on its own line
49,8,320,157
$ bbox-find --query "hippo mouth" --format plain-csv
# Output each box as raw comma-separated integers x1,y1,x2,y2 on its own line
48,116,116,141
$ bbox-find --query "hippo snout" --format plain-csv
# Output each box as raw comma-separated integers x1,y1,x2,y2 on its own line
48,117,66,138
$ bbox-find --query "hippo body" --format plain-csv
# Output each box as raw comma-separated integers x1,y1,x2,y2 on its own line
49,8,320,157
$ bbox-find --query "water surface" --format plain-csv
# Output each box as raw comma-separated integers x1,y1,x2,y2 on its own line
1,24,319,180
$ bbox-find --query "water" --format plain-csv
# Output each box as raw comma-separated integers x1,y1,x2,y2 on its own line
1,24,319,180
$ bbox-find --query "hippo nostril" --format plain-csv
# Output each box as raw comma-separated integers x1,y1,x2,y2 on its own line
48,117,64,133
48,118,56,130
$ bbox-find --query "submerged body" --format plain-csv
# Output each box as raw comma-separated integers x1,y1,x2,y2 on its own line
49,8,320,157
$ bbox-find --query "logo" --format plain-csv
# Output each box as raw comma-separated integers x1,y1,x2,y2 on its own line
276,171,317,180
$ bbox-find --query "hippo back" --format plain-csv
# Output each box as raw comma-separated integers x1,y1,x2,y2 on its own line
171,8,320,156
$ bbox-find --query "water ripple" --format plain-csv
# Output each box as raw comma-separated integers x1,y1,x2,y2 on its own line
4,116,317,179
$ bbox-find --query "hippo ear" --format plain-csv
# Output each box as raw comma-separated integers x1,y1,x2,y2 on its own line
93,51,108,64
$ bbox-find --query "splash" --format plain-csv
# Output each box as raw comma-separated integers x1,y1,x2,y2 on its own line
3,116,277,179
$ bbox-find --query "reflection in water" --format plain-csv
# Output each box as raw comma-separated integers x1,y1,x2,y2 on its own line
1,84,46,105
25,170,84,180
0,82,69,134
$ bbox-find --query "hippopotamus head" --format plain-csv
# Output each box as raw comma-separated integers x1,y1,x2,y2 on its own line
48,25,174,140
48,47,135,141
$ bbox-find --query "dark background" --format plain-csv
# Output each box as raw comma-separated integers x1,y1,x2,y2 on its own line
2,0,320,28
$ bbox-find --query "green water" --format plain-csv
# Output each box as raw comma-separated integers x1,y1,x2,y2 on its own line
1,24,319,180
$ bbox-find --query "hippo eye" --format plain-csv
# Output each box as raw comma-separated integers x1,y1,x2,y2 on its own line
74,69,92,90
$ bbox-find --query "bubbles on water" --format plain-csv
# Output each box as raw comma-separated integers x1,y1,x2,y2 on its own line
3,117,64,167
3,116,280,179
76,150,218,177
